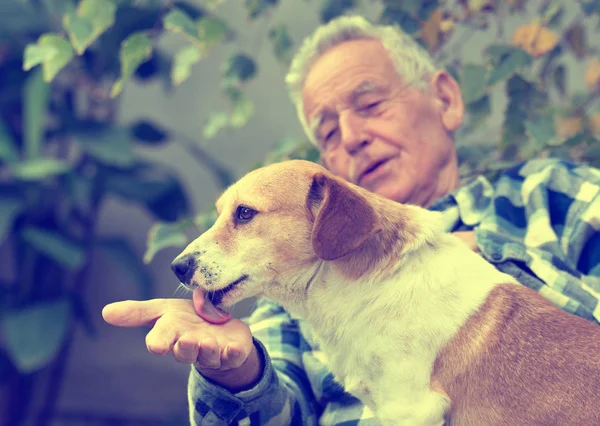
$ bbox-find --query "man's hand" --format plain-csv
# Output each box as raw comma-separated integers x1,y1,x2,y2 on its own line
102,288,263,392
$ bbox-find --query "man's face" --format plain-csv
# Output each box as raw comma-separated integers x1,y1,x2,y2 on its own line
302,38,463,207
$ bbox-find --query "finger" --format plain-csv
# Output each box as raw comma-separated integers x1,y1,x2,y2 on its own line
145,317,180,356
173,336,199,364
102,300,170,327
196,337,221,369
220,342,247,370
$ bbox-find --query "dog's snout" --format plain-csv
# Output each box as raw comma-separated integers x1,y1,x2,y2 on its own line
171,254,195,284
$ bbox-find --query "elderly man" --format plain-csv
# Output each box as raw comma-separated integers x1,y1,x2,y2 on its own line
103,15,600,425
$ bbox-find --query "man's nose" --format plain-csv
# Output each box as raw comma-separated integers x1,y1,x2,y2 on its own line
171,254,195,284
339,112,368,155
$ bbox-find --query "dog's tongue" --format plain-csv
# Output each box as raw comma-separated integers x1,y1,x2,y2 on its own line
192,287,232,324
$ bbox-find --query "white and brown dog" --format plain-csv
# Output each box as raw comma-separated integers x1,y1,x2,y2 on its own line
171,160,600,426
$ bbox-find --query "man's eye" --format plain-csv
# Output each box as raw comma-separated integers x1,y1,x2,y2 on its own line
361,101,381,111
236,206,257,222
324,128,337,141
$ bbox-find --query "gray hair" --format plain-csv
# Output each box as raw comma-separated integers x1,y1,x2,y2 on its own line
285,15,437,146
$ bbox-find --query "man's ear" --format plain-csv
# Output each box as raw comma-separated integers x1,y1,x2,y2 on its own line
307,173,380,261
431,70,464,133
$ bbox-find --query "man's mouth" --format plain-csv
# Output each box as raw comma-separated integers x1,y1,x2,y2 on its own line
205,274,249,306
359,159,389,184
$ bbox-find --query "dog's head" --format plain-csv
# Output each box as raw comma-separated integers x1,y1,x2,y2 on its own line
171,160,421,309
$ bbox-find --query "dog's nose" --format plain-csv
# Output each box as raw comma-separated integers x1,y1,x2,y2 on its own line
171,254,195,284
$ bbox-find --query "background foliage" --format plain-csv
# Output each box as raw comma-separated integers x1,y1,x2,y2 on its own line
0,0,599,425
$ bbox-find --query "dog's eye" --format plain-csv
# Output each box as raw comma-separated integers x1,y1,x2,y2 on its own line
236,206,257,223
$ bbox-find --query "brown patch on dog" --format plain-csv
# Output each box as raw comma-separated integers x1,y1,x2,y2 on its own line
431,284,600,426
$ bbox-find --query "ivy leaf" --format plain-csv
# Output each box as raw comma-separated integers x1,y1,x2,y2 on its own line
0,197,24,245
223,53,257,84
21,227,85,270
144,221,190,264
487,47,532,85
460,64,488,104
1,299,72,373
130,120,169,145
63,13,94,54
111,32,153,97
171,45,202,86
163,8,199,41
564,24,587,59
75,127,135,167
525,114,556,147
269,24,293,64
23,68,50,160
379,6,421,34
466,93,491,126
196,16,229,51
0,116,19,165
23,34,75,82
203,112,230,140
96,238,154,299
319,0,357,23
245,0,279,19
10,158,71,181
553,65,566,97
225,88,254,128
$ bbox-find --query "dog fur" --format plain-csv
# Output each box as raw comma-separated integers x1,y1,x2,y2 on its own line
173,160,600,426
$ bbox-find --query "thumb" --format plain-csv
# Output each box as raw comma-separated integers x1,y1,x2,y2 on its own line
102,299,166,327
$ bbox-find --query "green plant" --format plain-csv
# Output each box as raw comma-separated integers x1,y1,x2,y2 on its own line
1,0,600,425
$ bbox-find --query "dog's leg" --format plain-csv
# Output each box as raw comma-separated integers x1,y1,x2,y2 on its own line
372,360,450,426
377,390,448,426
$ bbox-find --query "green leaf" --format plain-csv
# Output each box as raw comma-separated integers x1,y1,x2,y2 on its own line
226,88,254,128
581,0,600,16
565,24,587,59
466,94,491,125
0,118,19,164
542,2,564,28
21,227,85,270
104,162,190,222
460,64,488,104
1,299,72,373
171,45,202,86
111,32,153,97
525,114,556,146
144,221,190,264
97,238,154,299
23,34,75,82
487,47,532,86
245,0,279,19
203,112,230,140
319,0,357,23
75,127,135,167
63,13,94,55
11,158,71,181
269,24,293,64
130,120,169,145
0,197,24,245
379,6,421,34
223,53,257,84
553,65,566,97
68,0,116,54
196,16,228,49
163,8,199,41
42,0,76,17
23,68,50,160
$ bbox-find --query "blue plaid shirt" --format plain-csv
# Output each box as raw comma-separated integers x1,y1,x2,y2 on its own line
187,159,600,425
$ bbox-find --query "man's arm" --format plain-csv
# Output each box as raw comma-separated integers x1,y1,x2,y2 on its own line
187,297,321,425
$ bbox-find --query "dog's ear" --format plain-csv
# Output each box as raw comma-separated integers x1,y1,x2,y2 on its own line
308,173,380,261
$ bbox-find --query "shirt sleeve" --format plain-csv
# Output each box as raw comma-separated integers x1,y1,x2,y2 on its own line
187,297,320,425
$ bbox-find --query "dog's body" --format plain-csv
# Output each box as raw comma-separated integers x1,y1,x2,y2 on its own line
172,160,600,426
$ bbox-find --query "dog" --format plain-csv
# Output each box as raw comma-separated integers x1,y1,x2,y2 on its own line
171,159,600,426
